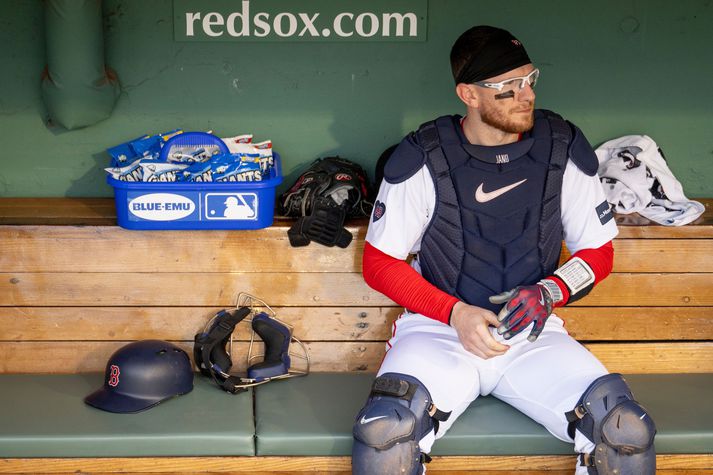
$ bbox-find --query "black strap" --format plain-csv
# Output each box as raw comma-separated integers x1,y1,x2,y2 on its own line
287,218,311,247
288,199,352,248
567,401,595,440
431,406,451,422
221,375,249,394
429,402,451,435
579,452,596,467
565,403,587,424
372,375,414,398
419,122,440,152
194,307,250,391
208,308,251,350
538,111,571,277
417,119,464,298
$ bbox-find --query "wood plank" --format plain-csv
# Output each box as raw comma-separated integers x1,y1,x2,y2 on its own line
556,307,713,341
0,226,366,273
1,342,711,374
0,198,117,226
0,341,378,374
561,239,713,273
0,454,710,473
2,307,712,342
2,273,711,307
3,224,712,273
616,224,713,238
574,273,713,306
0,307,399,342
0,272,388,307
590,342,713,373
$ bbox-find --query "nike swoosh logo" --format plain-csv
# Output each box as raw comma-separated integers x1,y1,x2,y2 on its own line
360,415,387,424
475,179,528,203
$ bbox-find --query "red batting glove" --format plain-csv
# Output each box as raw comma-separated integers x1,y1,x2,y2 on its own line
489,282,555,342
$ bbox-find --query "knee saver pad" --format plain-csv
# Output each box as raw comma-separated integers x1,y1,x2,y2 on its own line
571,374,656,475
352,373,437,475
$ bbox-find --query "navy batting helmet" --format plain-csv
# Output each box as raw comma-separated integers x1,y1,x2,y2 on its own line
84,340,194,413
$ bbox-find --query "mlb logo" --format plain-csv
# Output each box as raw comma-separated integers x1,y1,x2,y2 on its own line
205,193,258,221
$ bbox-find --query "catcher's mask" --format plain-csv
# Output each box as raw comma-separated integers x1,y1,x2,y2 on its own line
193,293,309,394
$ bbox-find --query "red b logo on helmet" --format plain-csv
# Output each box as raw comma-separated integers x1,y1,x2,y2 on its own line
108,365,120,387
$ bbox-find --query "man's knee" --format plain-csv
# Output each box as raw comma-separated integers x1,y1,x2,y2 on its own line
567,373,656,474
352,373,449,475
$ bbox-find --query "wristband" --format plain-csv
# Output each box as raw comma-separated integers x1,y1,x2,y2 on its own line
553,256,596,301
538,278,564,304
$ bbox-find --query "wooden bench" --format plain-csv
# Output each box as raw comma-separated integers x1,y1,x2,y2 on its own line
0,197,712,474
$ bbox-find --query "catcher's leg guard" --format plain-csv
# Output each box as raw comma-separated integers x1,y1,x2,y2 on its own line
352,373,449,475
567,373,656,475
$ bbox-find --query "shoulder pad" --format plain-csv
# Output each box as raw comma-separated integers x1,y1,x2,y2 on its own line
567,122,599,176
383,133,427,184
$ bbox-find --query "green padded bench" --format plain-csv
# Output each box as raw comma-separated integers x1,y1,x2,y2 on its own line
0,374,254,458
1,372,711,460
254,372,713,456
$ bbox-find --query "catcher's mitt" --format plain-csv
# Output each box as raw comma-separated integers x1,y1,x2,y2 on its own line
279,156,372,248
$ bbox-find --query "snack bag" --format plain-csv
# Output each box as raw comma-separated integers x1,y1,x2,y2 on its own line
221,134,254,148
107,135,149,167
140,160,189,182
212,155,263,182
226,140,274,176
104,159,144,182
177,161,213,182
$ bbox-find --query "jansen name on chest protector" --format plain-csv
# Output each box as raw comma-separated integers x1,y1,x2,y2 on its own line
385,110,598,313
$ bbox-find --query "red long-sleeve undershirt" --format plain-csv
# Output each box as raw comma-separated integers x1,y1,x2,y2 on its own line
362,240,614,325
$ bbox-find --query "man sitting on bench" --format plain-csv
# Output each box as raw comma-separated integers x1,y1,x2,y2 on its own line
353,25,656,475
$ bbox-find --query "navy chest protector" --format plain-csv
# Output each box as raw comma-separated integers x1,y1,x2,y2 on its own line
193,294,309,394
386,110,596,312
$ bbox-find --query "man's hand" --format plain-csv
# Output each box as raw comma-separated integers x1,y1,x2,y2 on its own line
450,301,509,359
489,283,554,342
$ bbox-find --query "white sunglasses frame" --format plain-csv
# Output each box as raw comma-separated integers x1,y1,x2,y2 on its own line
474,68,540,92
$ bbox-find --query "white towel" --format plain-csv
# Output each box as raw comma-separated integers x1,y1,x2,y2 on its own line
595,135,704,226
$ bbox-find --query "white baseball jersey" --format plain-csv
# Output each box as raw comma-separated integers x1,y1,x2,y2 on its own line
365,139,618,474
367,159,618,260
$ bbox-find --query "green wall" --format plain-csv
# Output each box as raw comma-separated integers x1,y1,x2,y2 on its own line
1,0,711,197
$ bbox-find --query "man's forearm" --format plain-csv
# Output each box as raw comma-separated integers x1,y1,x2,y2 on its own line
362,242,459,324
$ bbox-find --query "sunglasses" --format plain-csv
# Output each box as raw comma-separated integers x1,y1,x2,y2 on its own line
474,68,540,92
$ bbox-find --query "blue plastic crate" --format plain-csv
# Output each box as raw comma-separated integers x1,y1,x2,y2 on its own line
108,153,282,230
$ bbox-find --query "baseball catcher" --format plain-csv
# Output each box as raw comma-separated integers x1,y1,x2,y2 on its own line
353,26,655,475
